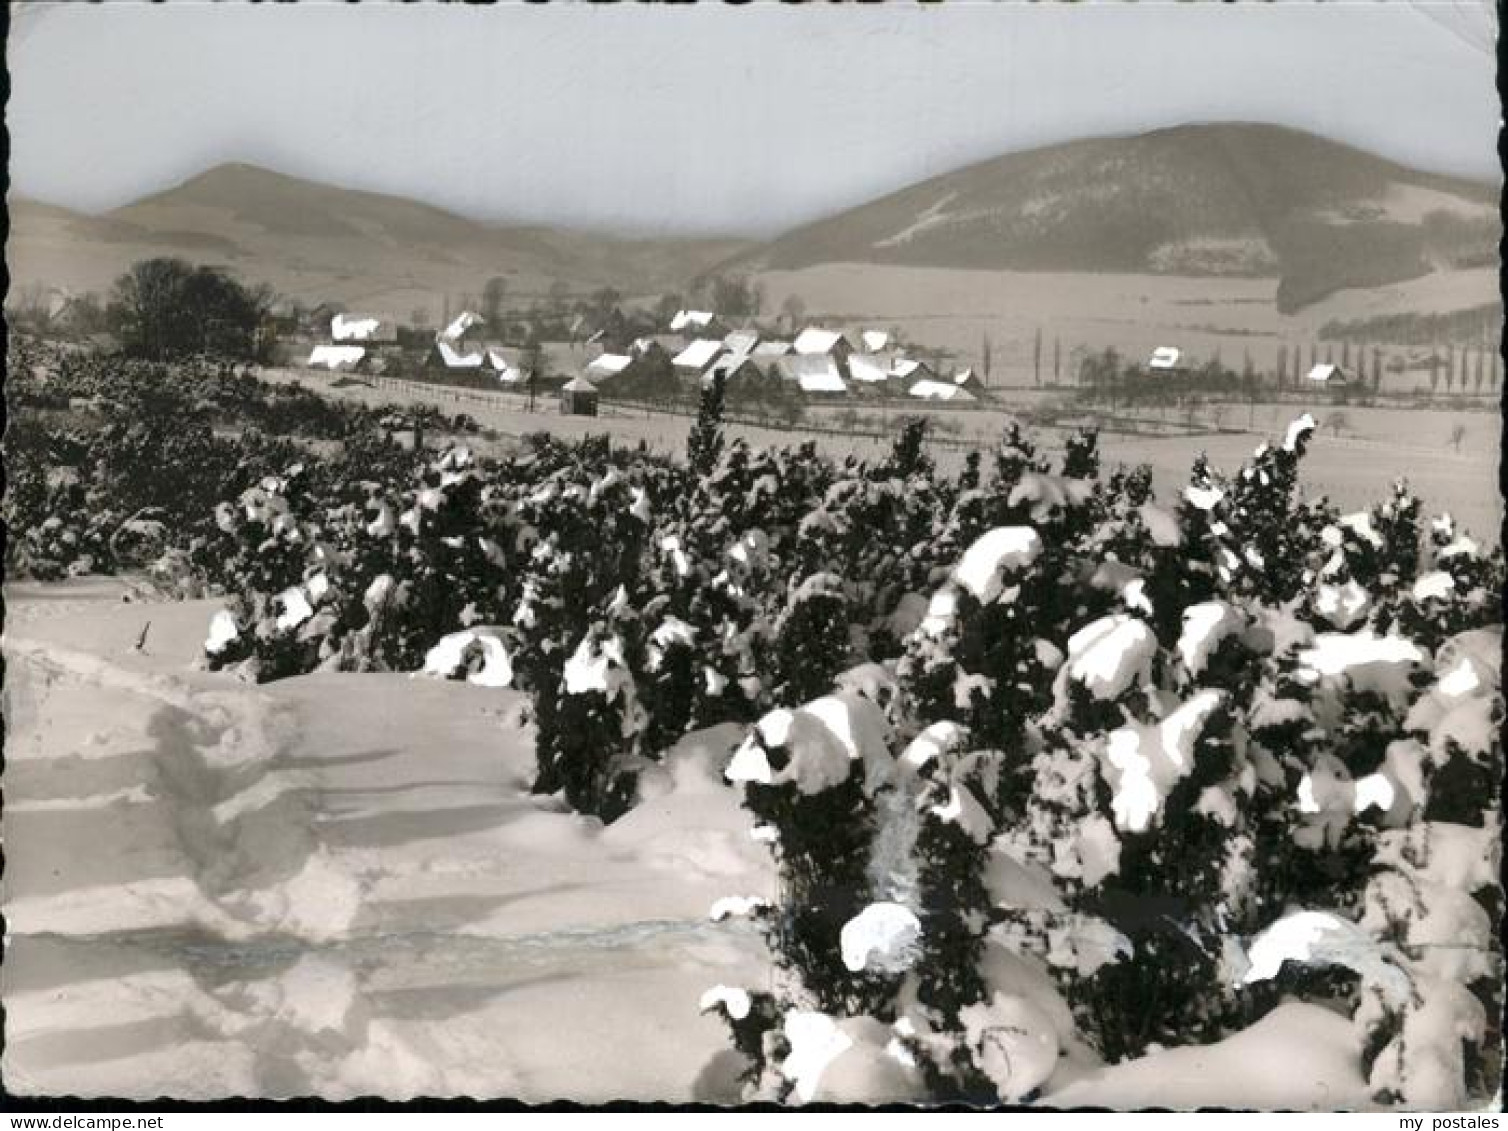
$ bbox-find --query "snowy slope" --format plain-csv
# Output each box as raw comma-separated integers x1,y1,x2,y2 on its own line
3,579,773,1101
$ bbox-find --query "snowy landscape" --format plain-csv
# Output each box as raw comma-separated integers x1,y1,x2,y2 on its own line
4,1,1503,1112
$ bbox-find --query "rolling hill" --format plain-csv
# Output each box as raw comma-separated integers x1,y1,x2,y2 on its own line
724,123,1499,312
7,163,751,313
8,124,1498,317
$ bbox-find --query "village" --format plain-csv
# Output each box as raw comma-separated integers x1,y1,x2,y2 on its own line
302,298,990,416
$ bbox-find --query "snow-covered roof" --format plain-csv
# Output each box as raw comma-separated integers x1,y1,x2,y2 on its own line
891,357,930,380
846,354,893,384
308,344,366,371
490,347,529,384
1148,346,1182,370
631,335,679,356
800,371,847,395
670,309,716,332
441,311,483,342
723,330,760,355
673,338,725,371
331,313,383,342
753,340,792,359
706,350,760,383
793,327,848,355
561,376,598,394
861,330,890,352
1305,363,1347,384
909,378,973,401
778,354,847,393
436,339,484,369
587,353,634,378
953,367,976,386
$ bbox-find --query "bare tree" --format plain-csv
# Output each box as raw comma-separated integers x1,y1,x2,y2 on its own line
780,293,807,331
1326,411,1351,438
482,276,509,331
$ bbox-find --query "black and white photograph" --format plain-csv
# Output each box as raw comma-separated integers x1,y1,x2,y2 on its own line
2,0,1503,1111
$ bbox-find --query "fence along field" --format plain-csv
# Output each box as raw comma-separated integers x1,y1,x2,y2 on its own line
5,332,1501,1105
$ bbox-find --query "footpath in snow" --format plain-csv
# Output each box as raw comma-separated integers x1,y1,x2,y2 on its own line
3,578,772,1101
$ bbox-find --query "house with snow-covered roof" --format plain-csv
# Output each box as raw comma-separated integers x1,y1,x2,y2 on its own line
428,337,487,371
669,309,722,337
586,353,635,382
860,330,891,353
441,310,485,344
331,313,398,345
890,357,935,384
951,367,984,395
1304,363,1350,388
908,378,975,402
846,353,896,390
752,340,792,361
777,354,848,396
308,344,367,372
704,350,766,388
488,347,531,386
793,327,853,361
672,338,725,378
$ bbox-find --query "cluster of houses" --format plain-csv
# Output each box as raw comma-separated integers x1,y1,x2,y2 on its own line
306,313,400,373
591,313,984,404
306,303,986,414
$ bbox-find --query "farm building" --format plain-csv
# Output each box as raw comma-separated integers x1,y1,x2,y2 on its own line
777,354,848,396
861,330,891,352
331,313,398,345
673,338,725,378
559,376,599,416
586,353,635,382
307,344,367,372
908,378,975,402
1148,346,1183,372
1305,363,1351,388
793,327,853,363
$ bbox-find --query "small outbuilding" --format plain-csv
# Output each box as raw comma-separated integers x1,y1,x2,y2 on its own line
1148,346,1183,372
1304,363,1350,388
560,375,599,416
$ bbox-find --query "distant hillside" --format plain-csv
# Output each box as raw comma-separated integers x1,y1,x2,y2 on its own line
10,125,1498,317
725,123,1499,312
9,164,750,312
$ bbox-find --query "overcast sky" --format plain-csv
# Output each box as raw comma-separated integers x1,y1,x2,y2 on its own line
8,0,1499,237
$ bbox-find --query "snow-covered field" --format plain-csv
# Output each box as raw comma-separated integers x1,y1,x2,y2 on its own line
4,578,1393,1107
